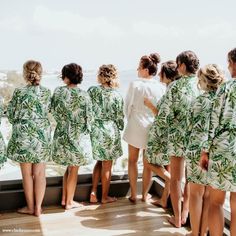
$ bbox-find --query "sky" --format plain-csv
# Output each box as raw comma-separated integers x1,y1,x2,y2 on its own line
0,0,235,72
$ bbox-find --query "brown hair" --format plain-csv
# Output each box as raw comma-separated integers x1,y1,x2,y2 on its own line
140,53,161,76
61,63,83,85
97,64,119,88
160,60,180,82
228,48,236,63
176,50,200,74
23,60,42,85
198,64,225,91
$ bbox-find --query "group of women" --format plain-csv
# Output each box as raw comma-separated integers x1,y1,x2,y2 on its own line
0,47,236,236
0,61,124,215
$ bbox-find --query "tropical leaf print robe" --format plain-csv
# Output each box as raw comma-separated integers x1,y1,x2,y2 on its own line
166,76,200,157
51,86,93,166
88,86,124,161
205,80,236,191
146,83,174,166
7,85,52,163
186,91,216,185
0,97,6,168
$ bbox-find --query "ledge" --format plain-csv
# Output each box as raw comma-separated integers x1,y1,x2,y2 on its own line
0,173,163,211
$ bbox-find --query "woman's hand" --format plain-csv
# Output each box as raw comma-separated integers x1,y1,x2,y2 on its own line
144,97,158,115
199,151,209,171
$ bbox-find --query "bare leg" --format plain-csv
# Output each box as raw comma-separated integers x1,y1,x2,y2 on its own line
169,156,185,228
153,165,171,208
146,162,171,208
230,192,236,236
182,179,190,225
65,166,80,210
158,165,171,208
189,182,205,236
208,187,226,236
142,157,152,202
101,160,116,203
200,186,210,236
90,161,102,203
61,168,68,206
18,163,34,215
128,145,139,202
33,163,46,216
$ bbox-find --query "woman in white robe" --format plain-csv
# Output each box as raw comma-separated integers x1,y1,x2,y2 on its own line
123,53,165,203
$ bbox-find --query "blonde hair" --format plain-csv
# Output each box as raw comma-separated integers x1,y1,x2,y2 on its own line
198,64,225,91
23,60,42,85
97,64,119,88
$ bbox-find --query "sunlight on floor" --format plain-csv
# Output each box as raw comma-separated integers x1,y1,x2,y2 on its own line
1,198,190,236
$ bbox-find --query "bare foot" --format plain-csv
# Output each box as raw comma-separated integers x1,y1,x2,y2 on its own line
168,216,181,228
128,196,137,204
185,233,194,236
101,196,117,204
61,199,66,207
181,208,189,225
17,207,34,215
34,207,42,217
141,193,152,202
151,198,167,208
90,192,98,203
66,201,83,210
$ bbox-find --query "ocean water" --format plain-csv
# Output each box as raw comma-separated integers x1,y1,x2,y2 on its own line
41,70,136,96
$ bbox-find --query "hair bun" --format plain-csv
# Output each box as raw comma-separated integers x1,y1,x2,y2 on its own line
28,71,38,79
75,66,83,79
176,50,199,74
61,63,83,85
27,71,40,85
97,64,119,88
160,60,180,82
198,64,225,91
23,60,42,85
149,53,161,64
228,48,236,63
